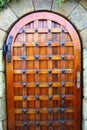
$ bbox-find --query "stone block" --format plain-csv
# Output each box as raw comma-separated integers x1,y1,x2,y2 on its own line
83,49,87,69
0,50,5,72
0,96,6,121
83,70,87,85
52,0,78,17
83,70,87,98
83,98,87,120
0,73,5,98
33,0,52,10
83,86,87,98
79,0,87,10
9,0,34,18
0,7,17,31
2,120,7,130
0,122,3,130
80,29,87,48
0,30,7,50
69,5,87,31
83,120,87,130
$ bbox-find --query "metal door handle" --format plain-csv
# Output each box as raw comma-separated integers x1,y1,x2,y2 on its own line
77,71,80,88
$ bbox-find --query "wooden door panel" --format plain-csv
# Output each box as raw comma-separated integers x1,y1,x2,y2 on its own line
6,12,81,130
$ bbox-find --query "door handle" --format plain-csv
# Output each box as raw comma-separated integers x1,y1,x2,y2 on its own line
77,71,80,88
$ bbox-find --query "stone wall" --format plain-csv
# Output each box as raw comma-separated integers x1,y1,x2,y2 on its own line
0,0,87,129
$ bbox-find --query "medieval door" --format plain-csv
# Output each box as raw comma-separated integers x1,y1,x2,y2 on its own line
5,12,81,130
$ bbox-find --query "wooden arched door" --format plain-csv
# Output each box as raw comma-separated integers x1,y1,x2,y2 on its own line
5,12,81,130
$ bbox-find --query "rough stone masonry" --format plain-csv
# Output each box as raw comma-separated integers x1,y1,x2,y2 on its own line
0,0,87,129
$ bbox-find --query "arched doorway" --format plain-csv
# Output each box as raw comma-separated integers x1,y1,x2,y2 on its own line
5,12,81,130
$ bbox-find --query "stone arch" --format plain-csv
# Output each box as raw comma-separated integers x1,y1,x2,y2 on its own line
0,1,87,130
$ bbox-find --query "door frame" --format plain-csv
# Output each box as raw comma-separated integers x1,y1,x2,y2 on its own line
5,11,82,130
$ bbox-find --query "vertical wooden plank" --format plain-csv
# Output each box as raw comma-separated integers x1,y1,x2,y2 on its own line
60,26,66,130
6,37,15,130
74,40,81,123
21,28,28,127
47,20,53,130
34,20,40,130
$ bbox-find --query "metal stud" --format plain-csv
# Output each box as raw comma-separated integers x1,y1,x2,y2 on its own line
48,69,52,74
61,108,65,113
48,41,52,46
21,56,26,59
49,55,52,59
35,42,39,46
22,42,25,47
22,70,26,74
61,82,65,87
35,55,39,60
36,121,40,126
23,121,28,126
36,82,39,87
62,55,65,60
61,69,65,74
36,95,39,100
22,82,26,87
61,41,65,47
35,29,38,33
48,109,52,113
23,96,27,100
61,28,65,33
49,95,52,100
36,69,39,74
48,82,52,87
21,28,25,33
36,109,40,113
48,29,51,32
49,121,52,126
62,95,65,100
61,120,65,124
23,109,27,113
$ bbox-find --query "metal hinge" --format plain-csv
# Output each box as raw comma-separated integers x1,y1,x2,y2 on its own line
3,44,8,56
3,35,13,62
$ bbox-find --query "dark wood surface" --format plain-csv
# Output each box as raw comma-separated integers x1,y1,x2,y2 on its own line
6,12,81,130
